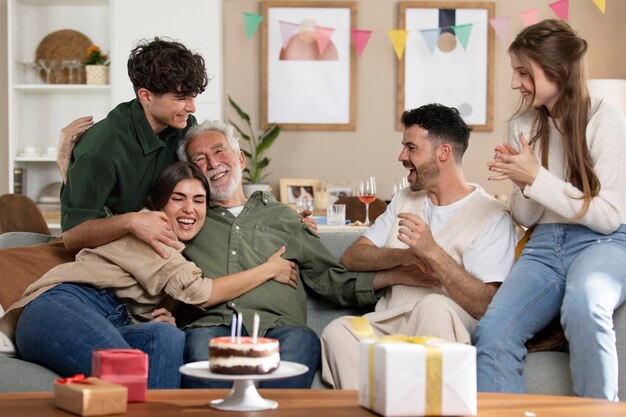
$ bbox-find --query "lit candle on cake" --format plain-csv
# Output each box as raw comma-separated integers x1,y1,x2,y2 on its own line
230,313,236,342
237,312,243,343
252,312,260,343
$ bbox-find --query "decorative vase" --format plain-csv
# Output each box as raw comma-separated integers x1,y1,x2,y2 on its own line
242,183,272,198
85,64,108,85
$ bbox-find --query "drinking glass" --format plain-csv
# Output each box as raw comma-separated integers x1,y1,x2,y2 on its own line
38,59,55,84
67,59,83,84
358,176,377,226
327,204,346,226
20,59,36,84
392,177,409,197
295,196,314,214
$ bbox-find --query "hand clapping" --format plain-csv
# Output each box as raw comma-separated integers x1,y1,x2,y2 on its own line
487,132,539,190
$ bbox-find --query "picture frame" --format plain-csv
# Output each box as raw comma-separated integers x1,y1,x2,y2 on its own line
397,1,495,131
323,180,355,204
261,1,357,131
279,178,321,206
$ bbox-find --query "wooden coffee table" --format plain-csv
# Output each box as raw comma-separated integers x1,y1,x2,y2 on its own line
1,390,626,416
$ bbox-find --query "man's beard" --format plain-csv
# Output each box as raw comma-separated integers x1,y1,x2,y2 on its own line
207,165,242,202
409,156,439,192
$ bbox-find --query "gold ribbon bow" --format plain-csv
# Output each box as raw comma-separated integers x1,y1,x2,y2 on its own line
350,317,444,416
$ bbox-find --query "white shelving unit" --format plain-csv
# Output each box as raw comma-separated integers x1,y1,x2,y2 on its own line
7,0,223,232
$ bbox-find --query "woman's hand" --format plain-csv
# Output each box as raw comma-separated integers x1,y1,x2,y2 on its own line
266,246,298,289
487,132,539,190
150,308,176,326
57,116,94,183
299,209,318,235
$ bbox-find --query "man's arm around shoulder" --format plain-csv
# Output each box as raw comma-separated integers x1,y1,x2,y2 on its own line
63,212,180,258
341,236,418,272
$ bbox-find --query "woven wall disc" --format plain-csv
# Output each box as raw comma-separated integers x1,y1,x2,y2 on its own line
35,29,93,84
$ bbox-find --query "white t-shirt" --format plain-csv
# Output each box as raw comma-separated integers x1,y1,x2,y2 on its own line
363,186,517,283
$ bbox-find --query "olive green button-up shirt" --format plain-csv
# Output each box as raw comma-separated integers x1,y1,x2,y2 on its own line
178,192,378,337
60,99,197,231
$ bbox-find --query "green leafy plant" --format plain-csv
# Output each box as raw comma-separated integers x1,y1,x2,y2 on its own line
228,96,281,184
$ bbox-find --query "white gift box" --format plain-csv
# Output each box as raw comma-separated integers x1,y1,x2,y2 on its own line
358,339,477,416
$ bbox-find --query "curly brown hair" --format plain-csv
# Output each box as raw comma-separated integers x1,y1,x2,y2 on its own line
127,37,209,97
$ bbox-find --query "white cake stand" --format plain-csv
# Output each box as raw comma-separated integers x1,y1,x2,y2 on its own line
179,360,308,411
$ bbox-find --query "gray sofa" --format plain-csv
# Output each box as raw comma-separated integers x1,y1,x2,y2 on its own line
1,230,625,398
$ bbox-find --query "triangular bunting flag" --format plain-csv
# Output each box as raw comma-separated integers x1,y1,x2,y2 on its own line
519,8,539,27
388,30,408,59
243,12,263,40
592,0,606,14
279,21,299,49
314,26,335,55
549,0,570,20
489,16,510,45
453,23,473,50
419,28,440,55
351,29,372,58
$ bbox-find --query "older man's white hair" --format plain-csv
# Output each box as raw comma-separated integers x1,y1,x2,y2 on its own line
177,120,241,162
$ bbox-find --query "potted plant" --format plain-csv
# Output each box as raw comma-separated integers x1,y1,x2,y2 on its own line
84,44,110,85
228,96,281,197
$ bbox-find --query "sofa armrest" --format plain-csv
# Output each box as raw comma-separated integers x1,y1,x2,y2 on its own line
0,232,56,249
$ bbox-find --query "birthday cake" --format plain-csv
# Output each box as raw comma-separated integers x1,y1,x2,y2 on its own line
209,336,280,375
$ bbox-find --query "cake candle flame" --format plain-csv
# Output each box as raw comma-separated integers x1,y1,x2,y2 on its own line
237,312,243,343
252,312,260,343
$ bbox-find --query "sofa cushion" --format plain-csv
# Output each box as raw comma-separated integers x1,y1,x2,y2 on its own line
0,353,60,392
0,238,76,310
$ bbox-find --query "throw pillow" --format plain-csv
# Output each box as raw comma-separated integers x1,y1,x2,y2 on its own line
0,239,77,310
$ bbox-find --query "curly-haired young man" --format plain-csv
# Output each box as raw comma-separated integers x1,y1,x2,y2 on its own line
60,38,209,257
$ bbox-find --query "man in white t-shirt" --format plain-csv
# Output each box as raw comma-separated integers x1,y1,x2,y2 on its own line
320,103,517,389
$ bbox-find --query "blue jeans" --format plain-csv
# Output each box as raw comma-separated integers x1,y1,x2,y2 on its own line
475,224,626,400
182,324,321,388
15,283,185,389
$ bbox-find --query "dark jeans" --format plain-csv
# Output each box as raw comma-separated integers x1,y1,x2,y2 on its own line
16,283,185,388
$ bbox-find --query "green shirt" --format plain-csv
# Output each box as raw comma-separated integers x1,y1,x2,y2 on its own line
178,192,378,336
60,99,197,231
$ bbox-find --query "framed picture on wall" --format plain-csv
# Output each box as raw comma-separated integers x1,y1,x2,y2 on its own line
261,1,356,131
397,1,495,131
279,178,321,206
323,180,355,204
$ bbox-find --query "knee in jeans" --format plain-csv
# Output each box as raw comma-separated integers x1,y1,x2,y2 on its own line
474,314,502,350
561,298,611,331
152,323,185,348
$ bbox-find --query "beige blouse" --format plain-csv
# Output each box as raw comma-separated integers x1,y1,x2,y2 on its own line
0,233,213,341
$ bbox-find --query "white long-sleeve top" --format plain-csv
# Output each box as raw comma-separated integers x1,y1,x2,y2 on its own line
508,96,626,234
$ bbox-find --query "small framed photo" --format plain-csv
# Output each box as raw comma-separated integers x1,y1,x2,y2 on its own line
323,180,354,204
279,178,321,206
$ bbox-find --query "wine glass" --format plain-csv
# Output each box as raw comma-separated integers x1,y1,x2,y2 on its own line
392,177,409,197
295,195,314,214
67,59,83,84
358,176,377,226
38,59,55,84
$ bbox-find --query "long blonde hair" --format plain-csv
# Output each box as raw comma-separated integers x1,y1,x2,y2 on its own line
509,19,599,218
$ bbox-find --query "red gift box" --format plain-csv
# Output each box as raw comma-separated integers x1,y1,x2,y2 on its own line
92,349,148,403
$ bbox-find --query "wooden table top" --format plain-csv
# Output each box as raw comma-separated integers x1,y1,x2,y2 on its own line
1,389,626,416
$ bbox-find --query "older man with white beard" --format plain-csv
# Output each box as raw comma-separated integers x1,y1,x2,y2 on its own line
174,120,427,389
319,104,518,390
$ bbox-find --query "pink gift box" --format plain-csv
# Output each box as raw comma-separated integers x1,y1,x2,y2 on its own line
92,349,148,403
